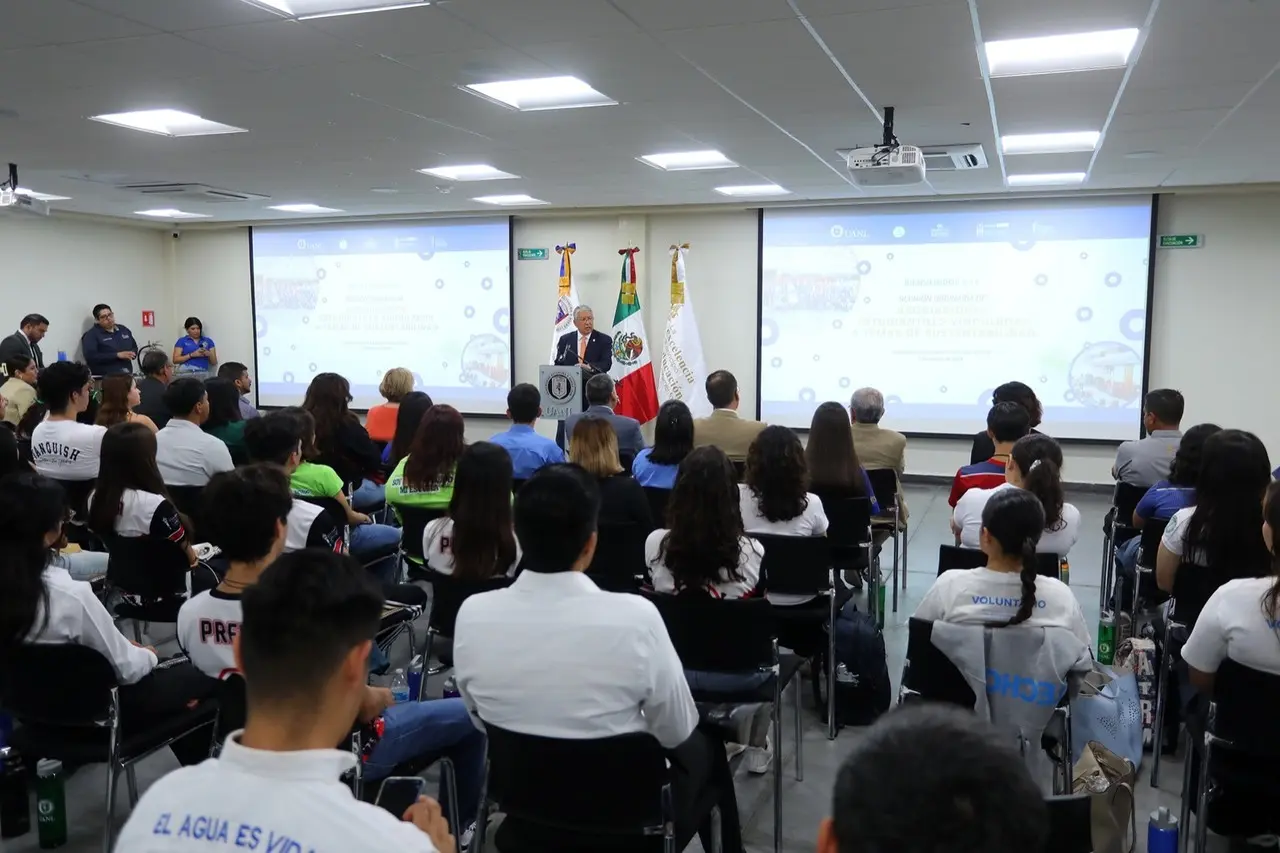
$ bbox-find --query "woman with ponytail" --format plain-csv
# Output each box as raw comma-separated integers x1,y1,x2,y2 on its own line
1182,479,1280,690
917,488,1091,647
952,434,1080,555
0,471,215,763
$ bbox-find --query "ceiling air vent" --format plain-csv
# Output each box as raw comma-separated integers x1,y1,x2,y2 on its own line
115,182,269,203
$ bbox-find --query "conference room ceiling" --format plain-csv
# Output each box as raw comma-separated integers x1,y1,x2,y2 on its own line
3,0,1278,223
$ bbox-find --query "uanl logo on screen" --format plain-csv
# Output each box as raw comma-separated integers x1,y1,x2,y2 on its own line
828,225,869,240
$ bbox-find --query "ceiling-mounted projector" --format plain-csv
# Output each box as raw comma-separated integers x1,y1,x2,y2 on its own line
843,107,927,188
0,163,50,217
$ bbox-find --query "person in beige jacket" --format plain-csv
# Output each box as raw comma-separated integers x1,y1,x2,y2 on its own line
1,354,39,427
849,387,908,522
692,370,766,462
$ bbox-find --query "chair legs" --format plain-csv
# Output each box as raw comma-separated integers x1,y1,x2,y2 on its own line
890,506,900,613
1099,529,1113,612
438,757,462,846
1179,740,1195,853
793,676,803,782
1150,626,1174,788
126,763,139,806
773,680,783,853
901,522,909,590
1194,740,1211,853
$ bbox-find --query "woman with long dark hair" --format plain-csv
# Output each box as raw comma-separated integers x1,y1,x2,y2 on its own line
805,401,880,512
632,400,694,489
202,377,247,460
0,471,215,764
741,425,828,535
302,373,383,509
386,404,465,513
952,434,1080,555
423,442,520,579
1182,479,1280,690
96,374,158,433
1157,429,1272,592
384,391,433,466
916,488,1090,647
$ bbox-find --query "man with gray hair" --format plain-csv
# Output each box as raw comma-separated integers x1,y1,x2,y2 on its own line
564,373,646,459
849,387,908,521
553,304,613,376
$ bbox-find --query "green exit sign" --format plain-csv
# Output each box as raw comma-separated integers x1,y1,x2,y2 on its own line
517,248,549,261
1159,234,1202,249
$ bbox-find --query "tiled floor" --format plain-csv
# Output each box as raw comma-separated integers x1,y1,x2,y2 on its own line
8,484,1213,852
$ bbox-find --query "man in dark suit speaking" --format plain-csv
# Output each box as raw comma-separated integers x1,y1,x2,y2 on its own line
554,305,613,376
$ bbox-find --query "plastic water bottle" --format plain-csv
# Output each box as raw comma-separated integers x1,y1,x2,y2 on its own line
442,676,460,699
1060,557,1071,586
390,669,410,704
0,747,30,839
1147,806,1178,853
406,655,423,703
35,759,66,849
56,351,67,363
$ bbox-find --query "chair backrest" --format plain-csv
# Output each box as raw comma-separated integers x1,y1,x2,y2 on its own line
1169,562,1226,626
587,522,649,591
642,487,671,527
0,643,118,726
812,491,872,549
901,618,977,708
1210,658,1280,754
484,724,670,836
863,468,899,511
1044,794,1094,853
936,545,1060,579
1136,517,1171,569
751,533,833,596
106,534,191,598
168,485,205,520
396,505,447,562
424,568,512,637
215,673,248,743
1112,482,1150,521
48,477,96,523
731,460,746,482
642,592,775,673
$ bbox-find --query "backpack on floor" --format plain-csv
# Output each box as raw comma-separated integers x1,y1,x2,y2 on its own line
828,599,891,727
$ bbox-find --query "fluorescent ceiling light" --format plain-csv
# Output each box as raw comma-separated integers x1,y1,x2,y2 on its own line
639,150,738,171
1006,172,1087,187
985,28,1140,77
462,76,616,111
418,164,518,181
135,208,211,219
268,203,344,213
16,187,71,201
714,184,790,197
239,0,429,20
473,194,547,206
90,109,247,137
1001,131,1101,155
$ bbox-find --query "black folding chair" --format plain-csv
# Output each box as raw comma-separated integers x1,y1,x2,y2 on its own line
644,593,801,853
393,504,447,579
588,521,650,593
0,644,218,853
864,468,908,597
731,460,746,482
643,486,672,526
49,476,100,548
106,535,203,641
751,533,840,739
476,724,722,853
1100,482,1150,612
1181,659,1280,851
813,492,877,617
936,545,1061,579
1044,794,1095,853
1130,517,1171,615
900,618,977,707
418,567,513,698
168,484,205,528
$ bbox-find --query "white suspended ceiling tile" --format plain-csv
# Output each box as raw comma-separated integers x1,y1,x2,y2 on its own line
442,0,642,42
304,5,506,56
77,0,283,32
974,0,1151,42
177,19,370,69
1,0,158,49
655,18,824,63
609,0,800,32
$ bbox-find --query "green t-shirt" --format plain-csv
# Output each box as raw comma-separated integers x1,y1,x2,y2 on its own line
205,421,247,460
386,456,454,509
291,461,344,498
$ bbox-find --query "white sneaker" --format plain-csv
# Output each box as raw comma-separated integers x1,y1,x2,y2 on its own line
745,736,774,775
458,819,477,852
725,742,747,760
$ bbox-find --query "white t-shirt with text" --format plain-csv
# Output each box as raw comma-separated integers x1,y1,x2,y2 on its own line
31,419,106,481
1181,577,1280,677
1161,506,1209,565
913,567,1093,649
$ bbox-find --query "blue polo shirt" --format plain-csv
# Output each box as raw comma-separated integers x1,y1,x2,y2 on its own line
631,447,679,489
174,335,216,373
489,424,565,479
81,324,137,376
1133,480,1195,521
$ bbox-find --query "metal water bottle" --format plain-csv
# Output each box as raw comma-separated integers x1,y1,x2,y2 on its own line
1097,613,1116,665
0,747,31,839
1059,557,1070,586
1147,806,1178,853
35,759,66,849
442,676,460,700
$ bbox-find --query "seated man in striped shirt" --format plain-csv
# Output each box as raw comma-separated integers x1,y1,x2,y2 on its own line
948,402,1030,508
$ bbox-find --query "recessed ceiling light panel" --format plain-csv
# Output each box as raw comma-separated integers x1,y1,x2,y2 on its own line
90,109,247,137
1006,172,1087,187
239,0,430,20
16,188,71,201
418,165,518,181
714,184,790,197
135,208,211,219
268,203,344,213
639,150,738,171
1001,131,1101,155
462,76,616,111
985,28,1140,77
473,194,547,206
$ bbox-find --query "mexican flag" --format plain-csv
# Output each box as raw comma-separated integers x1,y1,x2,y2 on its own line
658,243,710,417
609,247,659,423
549,243,581,362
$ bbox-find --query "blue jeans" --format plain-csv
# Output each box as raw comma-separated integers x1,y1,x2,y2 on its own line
364,698,486,829
352,479,385,512
51,551,110,581
350,522,402,586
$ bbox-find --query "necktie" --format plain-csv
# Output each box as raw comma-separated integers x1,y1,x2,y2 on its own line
578,335,588,361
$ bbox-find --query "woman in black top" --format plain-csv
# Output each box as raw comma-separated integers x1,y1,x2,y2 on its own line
569,417,653,531
302,373,383,509
970,381,1043,464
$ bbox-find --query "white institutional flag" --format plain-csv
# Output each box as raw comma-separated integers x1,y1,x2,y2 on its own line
658,243,710,418
549,242,581,362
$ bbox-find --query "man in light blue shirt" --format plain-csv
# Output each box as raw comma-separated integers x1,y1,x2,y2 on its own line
490,383,565,479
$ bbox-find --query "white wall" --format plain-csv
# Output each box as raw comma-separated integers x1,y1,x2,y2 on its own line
169,228,255,373
0,215,170,361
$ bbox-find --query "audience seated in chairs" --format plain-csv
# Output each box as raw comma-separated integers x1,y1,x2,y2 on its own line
216,361,260,421
96,373,159,433
1112,388,1185,487
1114,423,1219,579
817,704,1047,853
564,373,647,460
118,547,460,853
201,377,248,463
423,441,521,578
366,366,414,444
969,381,1042,465
176,467,485,842
916,488,1092,649
244,412,344,553
383,390,433,466
486,382,565,480
30,360,105,481
952,434,1081,556
949,401,1031,508
0,354,38,427
303,372,385,511
806,401,881,514
155,377,235,487
569,415,653,530
285,408,401,583
454,464,746,853
1156,429,1272,595
387,403,465,515
0,471,216,766
848,386,908,523
135,349,175,430
632,399,694,489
